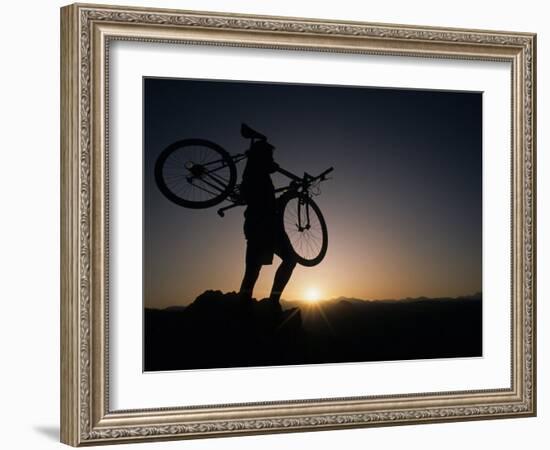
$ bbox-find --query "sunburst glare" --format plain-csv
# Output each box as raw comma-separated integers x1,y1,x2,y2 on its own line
304,287,322,303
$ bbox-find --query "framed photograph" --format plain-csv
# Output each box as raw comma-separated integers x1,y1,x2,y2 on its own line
60,3,537,446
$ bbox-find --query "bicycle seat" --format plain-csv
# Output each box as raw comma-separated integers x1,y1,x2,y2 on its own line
241,123,267,141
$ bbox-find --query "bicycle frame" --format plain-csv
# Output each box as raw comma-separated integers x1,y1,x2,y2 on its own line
183,152,246,203
217,159,333,218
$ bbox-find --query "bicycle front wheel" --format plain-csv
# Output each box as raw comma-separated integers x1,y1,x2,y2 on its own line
154,139,237,209
279,192,328,267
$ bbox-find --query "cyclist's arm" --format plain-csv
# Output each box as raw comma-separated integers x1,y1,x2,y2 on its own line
275,166,301,182
274,186,289,194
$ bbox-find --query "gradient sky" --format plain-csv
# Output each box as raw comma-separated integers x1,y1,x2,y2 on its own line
144,77,482,308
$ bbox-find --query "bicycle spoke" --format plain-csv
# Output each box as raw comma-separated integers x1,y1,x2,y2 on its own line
303,234,315,257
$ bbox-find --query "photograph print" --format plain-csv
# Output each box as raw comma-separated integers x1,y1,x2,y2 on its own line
143,77,482,372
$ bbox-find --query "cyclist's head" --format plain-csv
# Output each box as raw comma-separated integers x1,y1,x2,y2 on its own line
246,139,275,171
250,139,275,153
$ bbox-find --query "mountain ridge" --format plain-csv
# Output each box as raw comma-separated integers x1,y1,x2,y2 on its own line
149,290,483,312
144,290,482,371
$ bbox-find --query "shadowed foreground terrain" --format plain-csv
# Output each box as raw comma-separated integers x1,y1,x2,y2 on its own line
144,291,482,371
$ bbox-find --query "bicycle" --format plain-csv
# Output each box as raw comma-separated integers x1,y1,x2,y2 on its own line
154,123,333,267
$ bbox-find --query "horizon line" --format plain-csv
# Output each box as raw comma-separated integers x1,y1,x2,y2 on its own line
145,291,483,310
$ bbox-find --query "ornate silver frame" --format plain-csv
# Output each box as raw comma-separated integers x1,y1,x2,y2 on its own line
60,3,536,446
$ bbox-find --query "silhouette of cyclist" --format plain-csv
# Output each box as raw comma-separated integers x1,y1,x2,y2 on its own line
238,139,297,310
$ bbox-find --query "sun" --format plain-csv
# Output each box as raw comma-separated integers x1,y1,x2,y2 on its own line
304,287,322,303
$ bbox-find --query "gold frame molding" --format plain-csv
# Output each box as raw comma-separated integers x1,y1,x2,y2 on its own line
60,3,537,446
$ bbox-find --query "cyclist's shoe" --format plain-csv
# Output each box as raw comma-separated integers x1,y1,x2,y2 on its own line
237,292,255,308
267,298,283,314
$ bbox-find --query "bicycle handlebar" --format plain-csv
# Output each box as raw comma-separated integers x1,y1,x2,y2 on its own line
316,167,334,180
276,166,334,183
275,166,301,181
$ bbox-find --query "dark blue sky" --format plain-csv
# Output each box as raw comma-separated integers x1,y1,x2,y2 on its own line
144,77,482,308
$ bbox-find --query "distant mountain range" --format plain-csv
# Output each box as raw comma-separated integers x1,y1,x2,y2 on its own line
284,292,482,307
158,292,482,312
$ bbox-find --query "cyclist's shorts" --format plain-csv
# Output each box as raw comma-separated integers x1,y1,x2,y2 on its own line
245,230,295,266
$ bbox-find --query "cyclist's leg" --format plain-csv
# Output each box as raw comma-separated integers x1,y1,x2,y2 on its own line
269,232,297,304
239,239,264,302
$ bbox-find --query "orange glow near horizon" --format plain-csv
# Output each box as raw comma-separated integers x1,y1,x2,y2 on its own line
147,251,481,308
303,287,322,303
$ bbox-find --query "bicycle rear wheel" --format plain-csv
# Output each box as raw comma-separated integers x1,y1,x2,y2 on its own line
154,139,237,209
279,192,328,267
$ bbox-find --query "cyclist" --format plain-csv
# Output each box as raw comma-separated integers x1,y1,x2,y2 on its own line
238,139,297,311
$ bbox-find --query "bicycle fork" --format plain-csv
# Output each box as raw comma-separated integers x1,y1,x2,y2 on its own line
297,195,311,231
